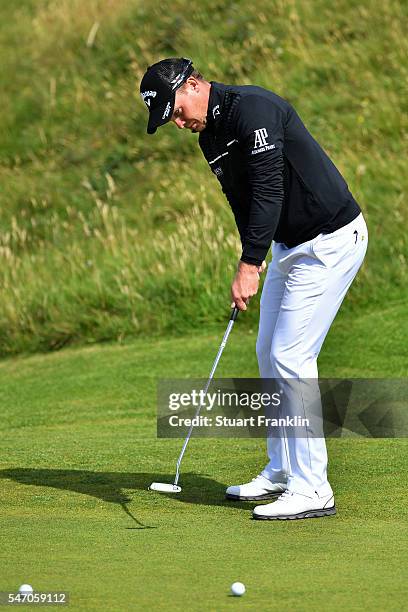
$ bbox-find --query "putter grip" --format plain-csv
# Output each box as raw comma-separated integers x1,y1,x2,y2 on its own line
230,306,240,321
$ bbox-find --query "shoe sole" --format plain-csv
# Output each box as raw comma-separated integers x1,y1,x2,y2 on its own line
253,506,337,520
226,492,283,501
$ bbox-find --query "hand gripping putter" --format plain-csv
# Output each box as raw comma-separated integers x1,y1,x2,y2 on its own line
149,306,240,493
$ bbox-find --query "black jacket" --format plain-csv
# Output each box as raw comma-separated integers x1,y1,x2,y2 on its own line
199,82,361,266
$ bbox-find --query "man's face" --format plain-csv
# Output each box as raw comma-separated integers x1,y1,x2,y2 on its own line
171,78,208,133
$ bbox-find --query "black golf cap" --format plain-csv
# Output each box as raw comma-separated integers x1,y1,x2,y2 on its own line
140,58,194,134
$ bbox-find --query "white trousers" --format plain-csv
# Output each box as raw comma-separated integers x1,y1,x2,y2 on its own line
256,212,368,497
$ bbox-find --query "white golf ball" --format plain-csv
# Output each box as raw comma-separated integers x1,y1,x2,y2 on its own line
231,581,246,597
18,585,33,594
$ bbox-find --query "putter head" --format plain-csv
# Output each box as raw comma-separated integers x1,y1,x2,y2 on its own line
149,482,182,493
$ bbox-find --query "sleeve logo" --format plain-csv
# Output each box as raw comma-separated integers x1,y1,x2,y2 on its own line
254,128,269,148
252,128,276,155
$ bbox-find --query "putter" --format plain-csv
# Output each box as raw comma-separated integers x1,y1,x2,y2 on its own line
149,306,240,494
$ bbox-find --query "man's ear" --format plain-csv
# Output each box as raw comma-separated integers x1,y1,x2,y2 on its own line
185,76,199,91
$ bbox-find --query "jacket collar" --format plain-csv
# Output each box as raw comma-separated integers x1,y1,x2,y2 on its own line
205,81,228,133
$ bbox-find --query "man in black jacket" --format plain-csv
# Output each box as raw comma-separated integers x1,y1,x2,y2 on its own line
140,58,368,520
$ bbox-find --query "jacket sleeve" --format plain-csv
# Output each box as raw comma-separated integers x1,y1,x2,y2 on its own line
221,185,248,246
233,94,285,266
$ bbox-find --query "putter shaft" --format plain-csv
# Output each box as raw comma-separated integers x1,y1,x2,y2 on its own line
174,307,239,486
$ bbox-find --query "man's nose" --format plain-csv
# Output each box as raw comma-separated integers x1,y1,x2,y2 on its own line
174,117,185,129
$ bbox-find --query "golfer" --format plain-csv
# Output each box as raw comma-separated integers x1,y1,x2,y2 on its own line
140,58,368,520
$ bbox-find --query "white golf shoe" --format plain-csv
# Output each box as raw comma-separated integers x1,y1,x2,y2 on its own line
225,474,287,501
253,490,336,520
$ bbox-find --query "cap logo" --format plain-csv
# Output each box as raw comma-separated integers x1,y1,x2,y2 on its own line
162,101,171,119
171,73,185,90
141,90,157,107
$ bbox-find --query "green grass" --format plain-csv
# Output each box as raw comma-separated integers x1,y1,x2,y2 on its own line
0,0,407,355
0,321,407,610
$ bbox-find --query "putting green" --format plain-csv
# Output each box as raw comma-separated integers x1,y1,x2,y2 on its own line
0,324,407,610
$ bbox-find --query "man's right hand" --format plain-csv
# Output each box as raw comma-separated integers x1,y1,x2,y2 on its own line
231,260,266,310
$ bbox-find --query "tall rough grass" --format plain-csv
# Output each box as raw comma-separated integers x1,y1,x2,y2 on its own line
0,192,242,355
0,0,407,356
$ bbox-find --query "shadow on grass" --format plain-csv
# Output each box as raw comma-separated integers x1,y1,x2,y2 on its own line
0,468,256,527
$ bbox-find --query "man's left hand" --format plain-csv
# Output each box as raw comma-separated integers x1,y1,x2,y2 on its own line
231,261,260,311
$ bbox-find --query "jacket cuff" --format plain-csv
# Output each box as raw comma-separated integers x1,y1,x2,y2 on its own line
240,254,263,267
241,244,268,267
